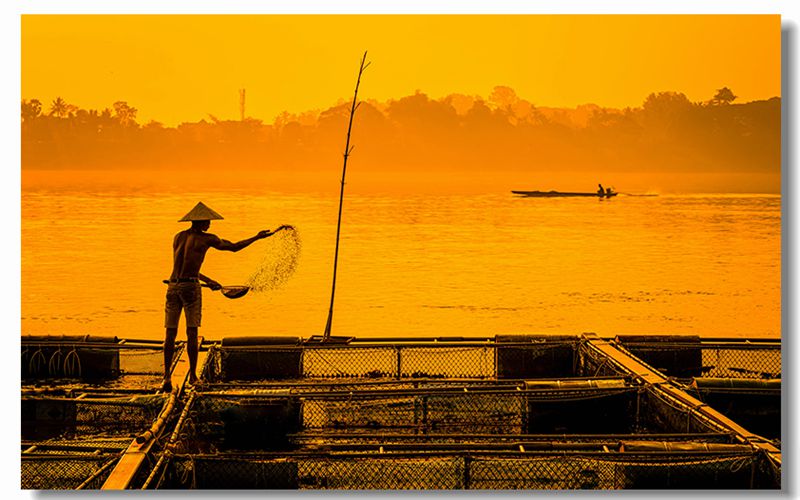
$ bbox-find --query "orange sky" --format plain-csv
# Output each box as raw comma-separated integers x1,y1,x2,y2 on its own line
21,15,780,126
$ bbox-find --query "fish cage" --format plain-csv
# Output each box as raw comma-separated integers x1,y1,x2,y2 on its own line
21,440,130,490
685,378,780,441
21,335,180,391
202,334,780,386
145,330,781,491
614,336,781,380
151,449,776,490
146,383,779,489
21,392,169,489
200,335,581,384
196,335,780,443
613,336,781,443
21,333,781,490
146,380,763,446
175,381,642,439
20,336,183,490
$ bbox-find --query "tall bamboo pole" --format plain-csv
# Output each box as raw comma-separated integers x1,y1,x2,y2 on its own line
323,51,370,340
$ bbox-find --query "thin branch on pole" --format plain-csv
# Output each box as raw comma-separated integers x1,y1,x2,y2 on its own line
323,51,369,341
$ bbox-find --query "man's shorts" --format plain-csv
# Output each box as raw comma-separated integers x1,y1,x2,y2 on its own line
165,282,202,328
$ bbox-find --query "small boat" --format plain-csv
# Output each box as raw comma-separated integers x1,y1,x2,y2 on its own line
512,190,618,198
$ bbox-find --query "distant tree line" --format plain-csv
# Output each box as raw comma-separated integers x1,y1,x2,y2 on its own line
21,86,779,175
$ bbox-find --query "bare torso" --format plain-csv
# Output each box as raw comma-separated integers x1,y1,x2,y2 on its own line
170,229,220,279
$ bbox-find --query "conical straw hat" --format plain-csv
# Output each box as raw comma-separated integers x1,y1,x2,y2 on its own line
179,202,224,222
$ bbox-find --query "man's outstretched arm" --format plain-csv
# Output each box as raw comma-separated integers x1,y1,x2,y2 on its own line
210,226,288,253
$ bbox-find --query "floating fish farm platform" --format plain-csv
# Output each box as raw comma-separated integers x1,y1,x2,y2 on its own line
21,334,781,490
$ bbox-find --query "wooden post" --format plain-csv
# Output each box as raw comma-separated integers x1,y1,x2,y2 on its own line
323,51,370,341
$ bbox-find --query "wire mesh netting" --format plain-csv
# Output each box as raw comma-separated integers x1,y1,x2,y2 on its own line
175,386,647,447
22,437,131,455
400,347,495,378
613,338,780,380
639,386,729,435
467,454,761,489
155,452,774,489
159,376,779,466
302,391,529,433
22,342,180,391
303,347,396,378
203,341,575,382
700,346,780,379
21,393,170,490
22,394,168,440
22,455,121,490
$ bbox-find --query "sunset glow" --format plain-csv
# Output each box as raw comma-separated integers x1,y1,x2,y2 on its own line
22,15,780,125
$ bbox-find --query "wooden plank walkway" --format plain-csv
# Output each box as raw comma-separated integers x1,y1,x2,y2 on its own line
101,339,207,490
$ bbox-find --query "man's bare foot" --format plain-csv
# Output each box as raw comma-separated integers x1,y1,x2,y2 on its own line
160,379,173,393
188,375,198,386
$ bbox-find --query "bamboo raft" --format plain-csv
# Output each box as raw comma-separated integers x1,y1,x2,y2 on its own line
21,334,781,490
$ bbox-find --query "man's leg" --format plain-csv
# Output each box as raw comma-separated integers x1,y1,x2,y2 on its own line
163,327,178,392
186,326,199,384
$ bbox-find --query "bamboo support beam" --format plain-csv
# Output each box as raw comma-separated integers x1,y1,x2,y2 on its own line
101,339,206,490
582,333,781,464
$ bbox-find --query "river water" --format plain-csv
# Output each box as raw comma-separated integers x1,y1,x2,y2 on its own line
21,173,780,340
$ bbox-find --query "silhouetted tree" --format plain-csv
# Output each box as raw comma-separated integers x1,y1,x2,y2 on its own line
21,99,42,122
113,101,138,126
489,86,518,111
443,93,476,116
642,91,694,134
711,87,737,106
49,97,69,118
643,91,693,116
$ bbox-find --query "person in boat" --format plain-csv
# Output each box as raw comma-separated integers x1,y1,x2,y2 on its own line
162,201,289,393
605,187,614,196
597,184,605,196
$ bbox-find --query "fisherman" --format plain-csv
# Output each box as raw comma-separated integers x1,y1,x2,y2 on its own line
605,187,613,196
597,183,605,196
162,201,288,392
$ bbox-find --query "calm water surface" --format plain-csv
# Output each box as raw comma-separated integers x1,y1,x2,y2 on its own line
21,187,780,340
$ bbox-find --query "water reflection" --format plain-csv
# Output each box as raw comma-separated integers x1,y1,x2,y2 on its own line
22,190,780,339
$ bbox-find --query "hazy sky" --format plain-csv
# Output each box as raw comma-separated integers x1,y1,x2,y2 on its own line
22,15,780,126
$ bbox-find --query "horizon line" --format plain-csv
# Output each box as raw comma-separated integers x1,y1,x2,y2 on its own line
21,90,782,127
